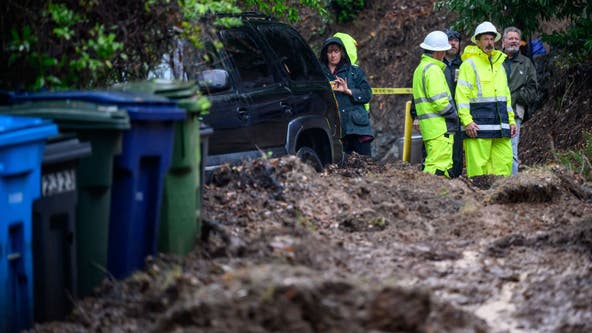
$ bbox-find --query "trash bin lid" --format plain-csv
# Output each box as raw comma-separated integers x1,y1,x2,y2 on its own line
0,100,130,130
43,133,92,165
114,80,197,99
12,90,186,122
117,104,186,121
0,114,58,147
113,80,207,114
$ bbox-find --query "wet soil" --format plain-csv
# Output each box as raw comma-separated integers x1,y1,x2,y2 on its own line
29,1,592,332
30,155,592,333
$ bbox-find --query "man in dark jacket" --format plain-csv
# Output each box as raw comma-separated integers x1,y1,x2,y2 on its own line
444,29,463,98
319,36,373,156
502,26,538,174
444,28,463,177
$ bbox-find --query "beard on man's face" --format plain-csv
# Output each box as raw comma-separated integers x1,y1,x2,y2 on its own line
446,47,458,57
505,45,520,54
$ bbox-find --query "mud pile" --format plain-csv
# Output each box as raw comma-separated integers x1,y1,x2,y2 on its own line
30,155,592,333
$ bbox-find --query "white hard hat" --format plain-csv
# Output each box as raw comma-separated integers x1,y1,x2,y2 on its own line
420,31,452,51
471,21,501,43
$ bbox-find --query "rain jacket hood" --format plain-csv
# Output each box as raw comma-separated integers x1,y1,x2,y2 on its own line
320,37,352,67
333,32,358,65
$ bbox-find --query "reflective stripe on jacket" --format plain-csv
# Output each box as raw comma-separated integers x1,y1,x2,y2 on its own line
456,45,515,139
412,54,459,141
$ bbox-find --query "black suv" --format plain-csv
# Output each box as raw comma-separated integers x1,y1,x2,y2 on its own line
159,13,343,173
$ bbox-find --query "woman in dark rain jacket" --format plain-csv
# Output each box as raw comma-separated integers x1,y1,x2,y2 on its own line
319,36,374,156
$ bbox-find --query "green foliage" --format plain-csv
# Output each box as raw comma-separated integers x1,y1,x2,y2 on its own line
48,3,82,40
434,0,591,63
331,0,365,23
543,17,592,63
554,132,592,181
1,0,326,91
239,0,327,23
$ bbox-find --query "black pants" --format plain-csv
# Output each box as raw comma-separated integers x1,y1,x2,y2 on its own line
449,130,464,178
343,135,372,156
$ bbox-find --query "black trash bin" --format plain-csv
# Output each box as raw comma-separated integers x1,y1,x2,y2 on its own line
32,133,91,323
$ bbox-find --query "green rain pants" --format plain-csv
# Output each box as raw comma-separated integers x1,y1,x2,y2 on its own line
423,133,454,178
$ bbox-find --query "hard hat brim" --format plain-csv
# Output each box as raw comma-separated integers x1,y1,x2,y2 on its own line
419,42,451,51
471,32,501,43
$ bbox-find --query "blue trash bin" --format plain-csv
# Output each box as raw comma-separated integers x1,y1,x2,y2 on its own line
0,115,57,333
108,102,185,279
10,91,186,279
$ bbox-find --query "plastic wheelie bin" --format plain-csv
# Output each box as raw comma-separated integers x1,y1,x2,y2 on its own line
9,90,186,279
109,101,185,279
154,84,204,255
0,99,130,297
0,115,57,333
115,81,208,256
32,134,91,323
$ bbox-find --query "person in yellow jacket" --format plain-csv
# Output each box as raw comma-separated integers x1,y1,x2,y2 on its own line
455,21,517,177
412,31,459,177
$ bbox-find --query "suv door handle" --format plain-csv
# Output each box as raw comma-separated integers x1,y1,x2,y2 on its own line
280,102,292,114
236,107,250,121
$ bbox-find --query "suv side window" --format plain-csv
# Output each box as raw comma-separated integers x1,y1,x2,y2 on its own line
258,26,326,82
221,29,274,89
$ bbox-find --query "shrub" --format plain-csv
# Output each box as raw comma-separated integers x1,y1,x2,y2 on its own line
554,131,592,181
331,0,365,23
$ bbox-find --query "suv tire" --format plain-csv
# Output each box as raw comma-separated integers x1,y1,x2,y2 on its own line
296,146,323,172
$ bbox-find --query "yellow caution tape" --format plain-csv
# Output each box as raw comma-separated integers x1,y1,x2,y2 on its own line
371,87,413,95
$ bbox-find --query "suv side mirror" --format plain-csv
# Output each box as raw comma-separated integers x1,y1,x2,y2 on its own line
196,69,231,93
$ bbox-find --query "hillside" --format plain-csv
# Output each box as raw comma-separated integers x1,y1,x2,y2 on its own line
295,0,592,167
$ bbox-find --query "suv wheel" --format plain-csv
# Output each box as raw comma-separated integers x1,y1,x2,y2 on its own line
296,146,323,172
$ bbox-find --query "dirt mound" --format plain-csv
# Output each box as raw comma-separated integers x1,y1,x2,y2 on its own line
29,154,592,333
520,62,592,166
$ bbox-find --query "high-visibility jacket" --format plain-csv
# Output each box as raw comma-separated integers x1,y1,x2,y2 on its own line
456,45,515,138
412,54,459,141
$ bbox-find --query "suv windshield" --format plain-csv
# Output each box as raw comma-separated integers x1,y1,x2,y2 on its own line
148,37,224,83
182,39,225,77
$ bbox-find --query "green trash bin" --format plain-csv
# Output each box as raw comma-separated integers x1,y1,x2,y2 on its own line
0,100,130,297
115,81,208,256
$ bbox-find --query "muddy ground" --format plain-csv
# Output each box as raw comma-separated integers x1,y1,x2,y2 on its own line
31,155,592,333
29,1,592,332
